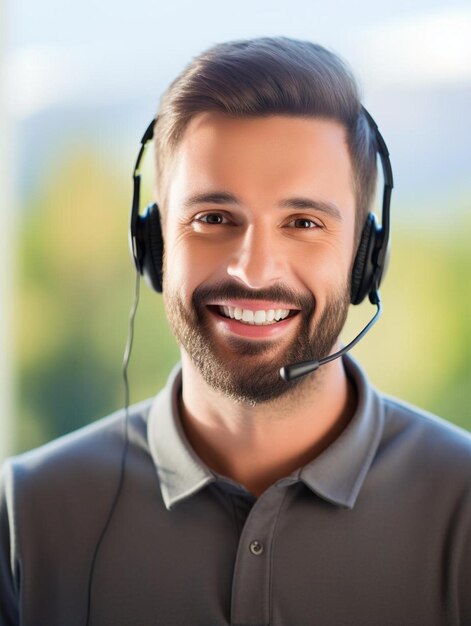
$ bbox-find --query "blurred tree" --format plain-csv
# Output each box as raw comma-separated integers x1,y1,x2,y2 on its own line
15,145,179,452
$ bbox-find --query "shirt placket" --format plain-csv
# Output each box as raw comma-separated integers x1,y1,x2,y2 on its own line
230,480,294,626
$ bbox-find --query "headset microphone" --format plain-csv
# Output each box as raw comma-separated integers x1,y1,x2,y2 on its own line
280,292,382,381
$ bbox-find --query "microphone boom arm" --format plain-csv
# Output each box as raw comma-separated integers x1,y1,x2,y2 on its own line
279,293,382,382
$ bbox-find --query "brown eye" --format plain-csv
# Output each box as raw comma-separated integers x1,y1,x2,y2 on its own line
197,213,228,224
288,218,318,229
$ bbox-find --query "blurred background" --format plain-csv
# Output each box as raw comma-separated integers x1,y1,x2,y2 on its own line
1,0,470,462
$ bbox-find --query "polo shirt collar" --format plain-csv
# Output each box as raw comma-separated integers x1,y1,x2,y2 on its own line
148,354,385,511
298,354,385,509
148,362,215,510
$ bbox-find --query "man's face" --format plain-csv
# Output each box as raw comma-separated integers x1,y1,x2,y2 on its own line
162,113,356,405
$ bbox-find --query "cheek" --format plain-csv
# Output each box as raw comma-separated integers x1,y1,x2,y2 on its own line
164,229,223,300
295,239,352,293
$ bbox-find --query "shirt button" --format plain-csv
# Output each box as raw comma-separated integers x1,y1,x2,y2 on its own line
249,540,264,556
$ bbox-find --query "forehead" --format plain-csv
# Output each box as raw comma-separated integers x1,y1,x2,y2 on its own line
166,112,354,209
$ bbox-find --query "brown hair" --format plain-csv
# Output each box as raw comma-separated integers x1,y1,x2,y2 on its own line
153,36,377,246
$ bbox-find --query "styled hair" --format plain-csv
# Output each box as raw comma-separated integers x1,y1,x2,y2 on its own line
153,36,377,246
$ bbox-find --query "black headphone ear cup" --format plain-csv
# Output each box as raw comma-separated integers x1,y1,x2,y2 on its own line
140,203,164,293
350,213,379,305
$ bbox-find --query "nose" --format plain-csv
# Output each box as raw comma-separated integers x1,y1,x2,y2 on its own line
226,224,286,289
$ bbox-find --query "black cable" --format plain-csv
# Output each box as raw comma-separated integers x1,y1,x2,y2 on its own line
85,268,141,626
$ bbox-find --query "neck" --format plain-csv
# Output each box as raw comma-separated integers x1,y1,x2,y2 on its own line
178,346,357,497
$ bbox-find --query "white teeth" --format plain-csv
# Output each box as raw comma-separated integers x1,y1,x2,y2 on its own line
274,309,290,320
241,309,254,323
217,306,293,325
253,310,266,324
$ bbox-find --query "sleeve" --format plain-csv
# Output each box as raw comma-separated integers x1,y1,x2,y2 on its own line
0,461,19,626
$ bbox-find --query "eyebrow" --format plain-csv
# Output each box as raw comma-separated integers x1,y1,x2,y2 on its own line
182,191,342,221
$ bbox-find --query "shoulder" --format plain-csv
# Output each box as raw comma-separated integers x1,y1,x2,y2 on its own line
0,398,156,619
0,398,155,582
0,397,154,503
379,392,471,477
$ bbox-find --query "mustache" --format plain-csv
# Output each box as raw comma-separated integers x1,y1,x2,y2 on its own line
192,280,315,313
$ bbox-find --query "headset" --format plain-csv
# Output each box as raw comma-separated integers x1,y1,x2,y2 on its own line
128,106,393,380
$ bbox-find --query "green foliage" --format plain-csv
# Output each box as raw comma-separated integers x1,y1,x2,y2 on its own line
13,145,471,453
15,145,179,452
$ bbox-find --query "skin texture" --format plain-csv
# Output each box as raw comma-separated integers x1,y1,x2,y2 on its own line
161,113,358,497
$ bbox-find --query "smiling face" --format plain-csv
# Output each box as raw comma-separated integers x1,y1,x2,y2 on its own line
162,113,357,404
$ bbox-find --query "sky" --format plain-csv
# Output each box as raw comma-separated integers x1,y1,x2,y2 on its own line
7,1,471,115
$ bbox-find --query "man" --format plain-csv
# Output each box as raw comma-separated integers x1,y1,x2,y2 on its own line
1,37,470,626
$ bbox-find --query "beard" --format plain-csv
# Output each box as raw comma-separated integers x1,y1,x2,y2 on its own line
163,270,351,406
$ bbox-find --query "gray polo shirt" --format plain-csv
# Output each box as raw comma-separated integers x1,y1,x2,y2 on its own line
1,354,470,625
